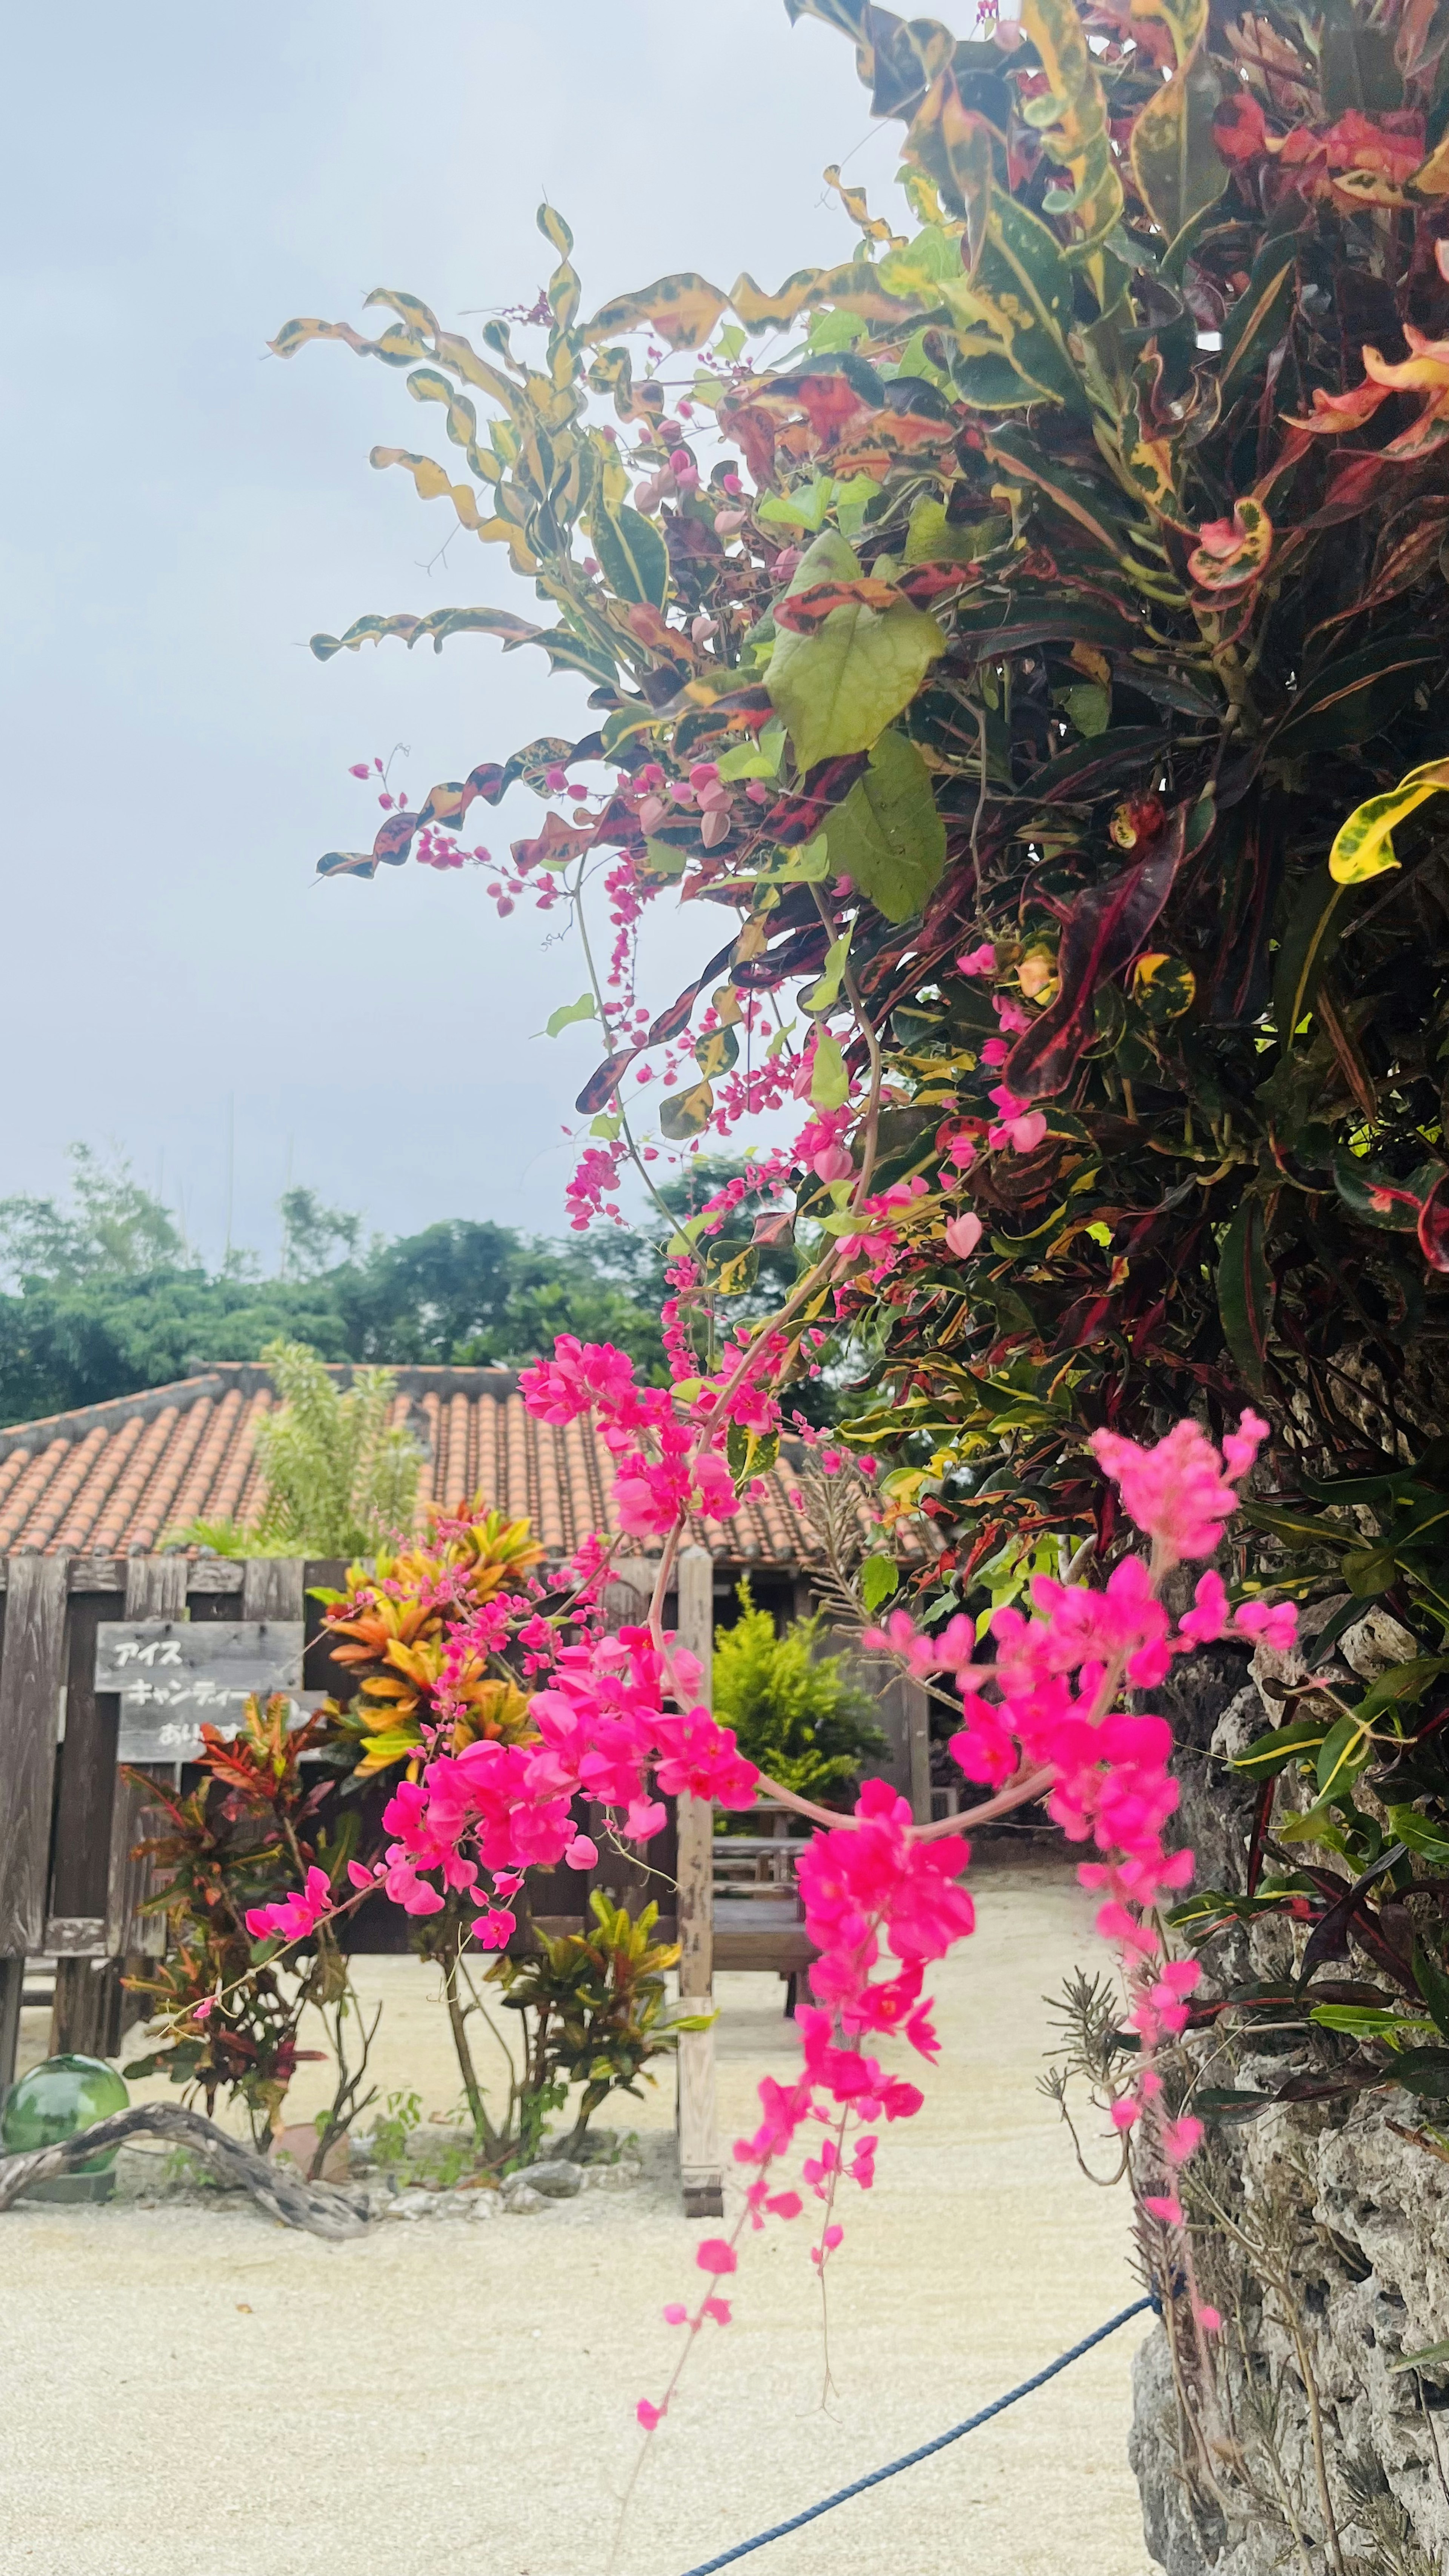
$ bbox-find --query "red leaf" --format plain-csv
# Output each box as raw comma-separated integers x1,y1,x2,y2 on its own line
574,1050,644,1116
1003,804,1194,1101
1418,1172,1449,1272
511,811,597,873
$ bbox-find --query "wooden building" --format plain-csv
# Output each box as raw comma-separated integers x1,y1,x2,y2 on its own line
0,1363,931,2123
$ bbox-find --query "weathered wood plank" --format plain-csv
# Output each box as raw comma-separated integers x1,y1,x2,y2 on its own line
47,1588,124,1941
241,1558,306,1622
0,1957,22,2100
48,1953,123,2058
103,1557,188,1960
0,1556,245,1595
714,1924,815,1972
0,1554,73,1953
674,1546,721,2215
45,1915,108,1955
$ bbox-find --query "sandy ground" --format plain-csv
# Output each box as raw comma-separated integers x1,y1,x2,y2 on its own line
0,1850,1155,2576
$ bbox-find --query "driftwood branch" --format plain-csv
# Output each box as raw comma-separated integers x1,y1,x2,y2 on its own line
0,2102,370,2238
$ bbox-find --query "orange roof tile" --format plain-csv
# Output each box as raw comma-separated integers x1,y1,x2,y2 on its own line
0,1364,835,1567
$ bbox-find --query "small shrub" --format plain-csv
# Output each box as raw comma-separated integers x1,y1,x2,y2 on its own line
713,1579,885,1811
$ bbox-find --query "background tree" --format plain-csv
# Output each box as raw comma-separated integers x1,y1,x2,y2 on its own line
0,1149,670,1421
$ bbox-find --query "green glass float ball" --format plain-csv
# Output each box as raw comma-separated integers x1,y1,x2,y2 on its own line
1,2054,129,2172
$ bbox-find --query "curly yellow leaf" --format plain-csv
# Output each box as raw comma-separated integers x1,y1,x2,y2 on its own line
1329,758,1449,884
1019,0,1124,263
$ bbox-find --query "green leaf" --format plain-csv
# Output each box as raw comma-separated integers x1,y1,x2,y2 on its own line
1311,2003,1426,2037
1193,2087,1273,2123
1219,229,1299,400
810,1033,850,1110
768,570,946,771
1217,1196,1272,1394
1232,1713,1333,1776
824,729,947,924
1330,756,1449,884
1317,1710,1372,1798
1272,868,1349,1042
757,476,836,533
1390,2336,1449,2375
1413,1939,1449,2041
714,1245,760,1298
861,1555,901,1614
1330,1146,1431,1232
949,191,1087,414
591,503,670,608
659,1078,714,1141
903,500,1011,567
543,993,597,1038
640,837,689,879
582,273,729,351
1387,2048,1449,2098
1270,637,1440,763
802,932,853,1017
716,722,786,782
1387,1806,1449,1864
1019,0,1124,260
735,834,831,889
694,1026,740,1078
1062,683,1111,738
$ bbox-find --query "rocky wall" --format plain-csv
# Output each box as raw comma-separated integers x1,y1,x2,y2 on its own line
1131,1612,1449,2575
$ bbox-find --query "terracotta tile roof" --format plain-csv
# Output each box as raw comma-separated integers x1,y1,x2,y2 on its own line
0,1364,821,1567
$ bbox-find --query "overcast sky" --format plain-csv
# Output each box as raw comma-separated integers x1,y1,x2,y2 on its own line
0,0,952,1269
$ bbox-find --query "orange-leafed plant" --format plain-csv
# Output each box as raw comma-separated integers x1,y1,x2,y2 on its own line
316,1497,547,1774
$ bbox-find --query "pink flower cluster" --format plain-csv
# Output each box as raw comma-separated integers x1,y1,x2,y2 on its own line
520,1335,740,1538
1089,1410,1269,1567
374,1621,760,1943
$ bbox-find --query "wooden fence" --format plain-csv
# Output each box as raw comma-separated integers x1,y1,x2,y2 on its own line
0,1545,929,2213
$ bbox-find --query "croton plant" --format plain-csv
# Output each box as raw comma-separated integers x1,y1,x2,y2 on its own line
265,0,1449,2429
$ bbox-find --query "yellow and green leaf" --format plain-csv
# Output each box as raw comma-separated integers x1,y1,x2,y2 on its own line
1019,0,1124,266
1329,756,1449,884
582,274,729,351
1127,0,1227,246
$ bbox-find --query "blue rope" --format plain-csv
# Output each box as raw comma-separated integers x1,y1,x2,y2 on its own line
673,2293,1156,2576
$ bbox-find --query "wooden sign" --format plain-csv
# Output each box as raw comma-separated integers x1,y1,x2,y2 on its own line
94,1620,313,1763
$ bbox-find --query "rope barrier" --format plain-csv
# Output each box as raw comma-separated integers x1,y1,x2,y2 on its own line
673,2293,1156,2576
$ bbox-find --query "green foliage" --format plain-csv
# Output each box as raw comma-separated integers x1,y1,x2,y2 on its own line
713,1579,884,1807
492,1892,703,2158
122,1694,363,2146
170,1338,421,1559
412,1887,697,2168
0,1161,668,1425
0,1144,185,1282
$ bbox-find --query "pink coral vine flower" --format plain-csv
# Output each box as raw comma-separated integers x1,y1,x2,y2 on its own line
245,1865,334,1944
1089,1412,1269,1565
987,1084,1048,1154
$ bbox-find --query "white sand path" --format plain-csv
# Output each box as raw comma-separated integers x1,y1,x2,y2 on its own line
0,1850,1155,2576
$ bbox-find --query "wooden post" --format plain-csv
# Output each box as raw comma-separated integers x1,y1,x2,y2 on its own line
104,1557,189,1974
0,1554,73,2094
674,1546,722,2218
48,1576,125,2056
0,1958,22,2111
905,1674,932,1825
